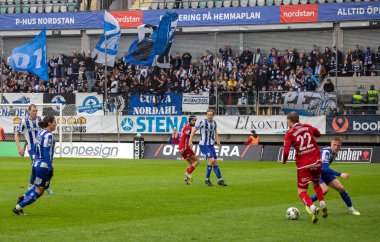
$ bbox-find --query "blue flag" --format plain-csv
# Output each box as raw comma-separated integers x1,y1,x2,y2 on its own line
124,11,178,67
91,11,121,67
9,28,48,81
155,12,178,56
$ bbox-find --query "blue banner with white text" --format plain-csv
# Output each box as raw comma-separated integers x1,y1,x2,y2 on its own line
0,12,103,30
129,93,182,115
319,2,380,22
142,6,280,27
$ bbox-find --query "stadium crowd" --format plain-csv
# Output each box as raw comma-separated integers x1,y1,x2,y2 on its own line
1,44,379,97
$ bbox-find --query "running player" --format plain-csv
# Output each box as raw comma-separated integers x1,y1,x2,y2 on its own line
306,137,360,215
188,109,227,186
13,115,57,215
178,115,200,185
15,104,53,195
282,112,326,223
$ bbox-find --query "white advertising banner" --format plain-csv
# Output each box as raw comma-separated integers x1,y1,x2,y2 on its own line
24,142,134,159
214,115,326,135
182,93,209,113
0,93,44,117
75,93,104,116
1,115,326,134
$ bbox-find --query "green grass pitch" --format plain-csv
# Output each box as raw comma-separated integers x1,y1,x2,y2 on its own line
1,158,380,242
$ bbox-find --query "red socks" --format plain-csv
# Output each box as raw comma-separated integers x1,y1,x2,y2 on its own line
299,192,313,207
186,165,195,175
313,184,325,202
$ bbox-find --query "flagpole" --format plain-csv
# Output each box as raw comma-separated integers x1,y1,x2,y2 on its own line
0,36,3,102
104,11,108,107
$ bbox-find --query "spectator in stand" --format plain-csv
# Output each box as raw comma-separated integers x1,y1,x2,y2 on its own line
182,50,192,70
240,47,253,67
253,48,263,66
244,130,260,145
268,86,281,115
376,46,380,75
363,47,375,76
289,51,297,70
259,86,269,115
268,48,277,67
309,44,318,61
341,59,352,76
332,46,343,67
352,90,364,115
219,45,232,61
352,45,364,62
328,56,337,76
227,75,237,91
353,59,362,77
172,52,182,70
168,128,180,144
322,47,332,64
323,78,335,93
314,60,326,83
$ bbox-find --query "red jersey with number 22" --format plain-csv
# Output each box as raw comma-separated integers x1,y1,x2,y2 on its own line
283,123,321,168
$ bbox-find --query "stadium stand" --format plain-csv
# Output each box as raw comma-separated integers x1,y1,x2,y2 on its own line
0,0,79,13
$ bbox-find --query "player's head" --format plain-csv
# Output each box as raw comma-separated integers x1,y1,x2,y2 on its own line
286,112,299,128
330,137,342,154
28,104,38,120
206,109,215,122
188,115,197,127
172,127,177,134
38,115,57,132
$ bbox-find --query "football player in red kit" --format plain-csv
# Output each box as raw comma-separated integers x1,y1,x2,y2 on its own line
179,116,200,185
282,112,327,223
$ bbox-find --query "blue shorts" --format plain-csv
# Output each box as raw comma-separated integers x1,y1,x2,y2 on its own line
319,171,336,185
199,145,217,159
33,166,53,189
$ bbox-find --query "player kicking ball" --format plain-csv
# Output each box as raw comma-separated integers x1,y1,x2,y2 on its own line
282,112,326,223
178,116,200,185
188,109,227,187
306,137,360,216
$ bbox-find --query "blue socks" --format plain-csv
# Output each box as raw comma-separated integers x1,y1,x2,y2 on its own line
311,194,318,202
311,190,353,207
206,165,212,180
340,190,353,207
213,165,222,179
19,190,40,208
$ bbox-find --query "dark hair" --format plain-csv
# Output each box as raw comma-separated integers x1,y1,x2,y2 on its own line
287,112,300,124
38,115,55,128
28,104,37,111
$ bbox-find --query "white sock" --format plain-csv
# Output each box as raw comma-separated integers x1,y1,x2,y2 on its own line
16,204,22,210
320,201,326,207
348,206,355,211
310,204,317,213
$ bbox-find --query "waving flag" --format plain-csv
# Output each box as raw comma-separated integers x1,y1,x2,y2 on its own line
124,11,178,67
9,28,48,81
92,11,121,67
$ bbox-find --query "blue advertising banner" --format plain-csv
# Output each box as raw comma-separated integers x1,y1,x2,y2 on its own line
142,6,280,27
129,93,182,115
319,2,380,22
326,115,380,135
0,11,103,30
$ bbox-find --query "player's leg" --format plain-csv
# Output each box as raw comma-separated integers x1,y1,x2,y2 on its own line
328,179,360,215
297,169,319,223
311,163,327,218
13,168,50,215
307,181,328,214
184,155,199,185
208,145,227,186
199,145,214,186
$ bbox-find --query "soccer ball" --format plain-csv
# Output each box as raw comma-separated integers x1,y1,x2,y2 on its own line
286,207,300,220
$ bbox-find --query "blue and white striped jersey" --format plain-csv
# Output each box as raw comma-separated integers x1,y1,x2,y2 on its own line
17,116,42,151
195,119,217,146
34,129,54,169
321,147,336,166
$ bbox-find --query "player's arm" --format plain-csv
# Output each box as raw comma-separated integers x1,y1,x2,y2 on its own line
214,123,221,146
321,149,341,176
14,121,25,156
43,135,54,172
282,133,292,164
178,128,187,153
188,127,197,147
